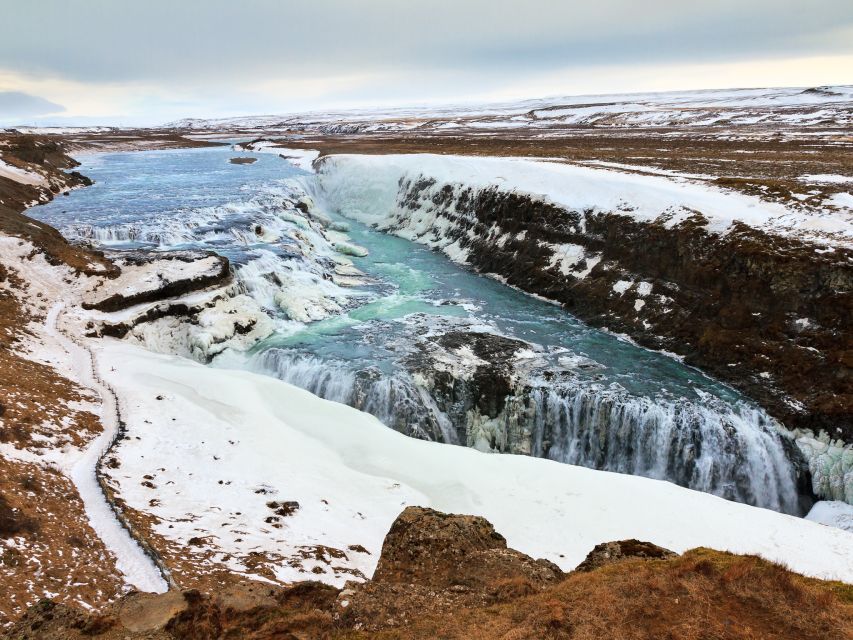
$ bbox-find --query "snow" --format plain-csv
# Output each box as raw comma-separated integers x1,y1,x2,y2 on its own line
636,282,653,297
579,160,716,181
239,141,320,172
806,501,853,533
612,280,634,295
45,304,168,593
0,157,46,186
316,154,853,248
96,339,853,586
546,243,597,278
828,192,853,211
0,235,169,594
799,174,853,184
83,255,224,309
11,126,115,135
164,85,853,133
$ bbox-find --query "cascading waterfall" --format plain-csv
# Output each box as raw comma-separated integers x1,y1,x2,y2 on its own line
29,146,817,517
254,346,802,514
526,387,799,513
255,349,459,444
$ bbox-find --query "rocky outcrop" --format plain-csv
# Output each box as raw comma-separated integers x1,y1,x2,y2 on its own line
386,176,852,443
371,506,563,590
82,251,231,313
574,539,676,572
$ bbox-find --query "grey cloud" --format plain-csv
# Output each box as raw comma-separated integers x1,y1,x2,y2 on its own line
2,0,852,85
0,91,65,117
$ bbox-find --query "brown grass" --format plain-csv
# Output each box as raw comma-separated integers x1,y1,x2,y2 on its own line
332,549,853,640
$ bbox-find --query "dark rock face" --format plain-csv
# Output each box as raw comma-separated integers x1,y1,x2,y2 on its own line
82,251,231,313
575,539,677,572
432,331,525,420
394,177,853,441
398,329,530,444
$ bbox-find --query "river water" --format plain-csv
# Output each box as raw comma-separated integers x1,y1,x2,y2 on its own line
31,144,807,514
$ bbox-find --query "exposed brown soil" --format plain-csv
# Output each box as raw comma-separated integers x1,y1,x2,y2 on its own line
5,506,852,640
0,134,116,276
0,136,127,624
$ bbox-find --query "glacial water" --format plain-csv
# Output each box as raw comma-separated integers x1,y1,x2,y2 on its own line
31,145,807,514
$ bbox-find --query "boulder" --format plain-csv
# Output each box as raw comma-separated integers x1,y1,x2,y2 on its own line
574,539,677,572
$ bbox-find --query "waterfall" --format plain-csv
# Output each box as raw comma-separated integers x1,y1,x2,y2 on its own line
254,347,803,514
526,387,800,514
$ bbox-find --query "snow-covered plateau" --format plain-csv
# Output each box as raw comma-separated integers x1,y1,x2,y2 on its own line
162,85,853,135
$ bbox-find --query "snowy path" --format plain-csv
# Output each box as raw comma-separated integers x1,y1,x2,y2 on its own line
45,303,168,593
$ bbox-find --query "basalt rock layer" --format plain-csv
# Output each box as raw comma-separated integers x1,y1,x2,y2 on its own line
390,176,852,441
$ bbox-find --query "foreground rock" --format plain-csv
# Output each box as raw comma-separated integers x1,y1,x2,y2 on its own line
574,539,677,572
5,506,852,639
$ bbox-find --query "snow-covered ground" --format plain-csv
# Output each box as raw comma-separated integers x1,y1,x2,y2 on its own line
163,85,853,133
83,254,224,308
0,237,168,593
96,339,853,587
0,157,46,186
315,153,853,249
235,140,320,172
8,126,117,135
45,303,168,593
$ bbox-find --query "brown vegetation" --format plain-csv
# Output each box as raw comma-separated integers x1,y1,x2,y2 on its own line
0,137,126,624
5,506,852,639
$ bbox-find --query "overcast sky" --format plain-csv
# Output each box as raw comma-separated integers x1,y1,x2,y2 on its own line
1,0,851,126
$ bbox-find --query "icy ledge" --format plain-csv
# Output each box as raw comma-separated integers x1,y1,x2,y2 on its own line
96,340,853,586
314,153,853,248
